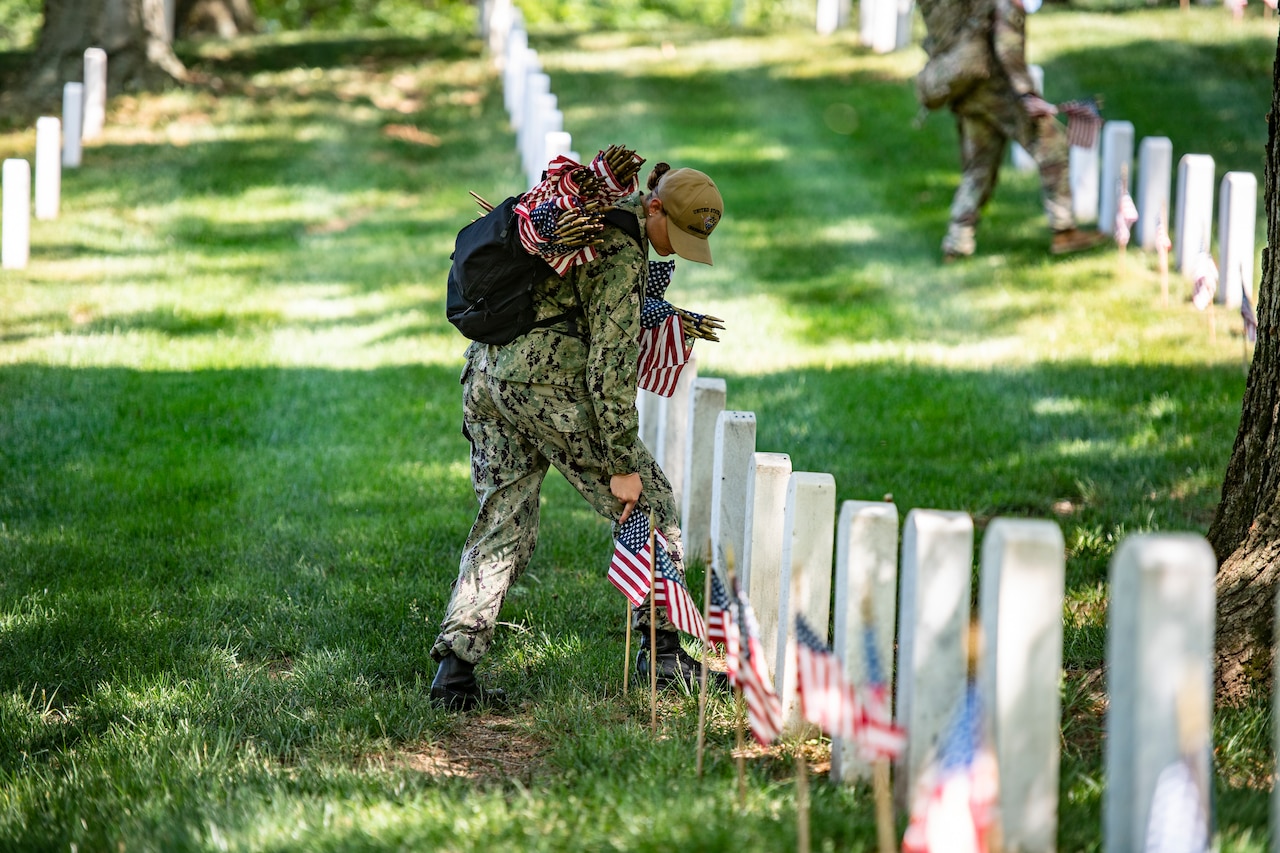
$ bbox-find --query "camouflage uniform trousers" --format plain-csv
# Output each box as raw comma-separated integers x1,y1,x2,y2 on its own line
942,80,1075,257
431,364,684,665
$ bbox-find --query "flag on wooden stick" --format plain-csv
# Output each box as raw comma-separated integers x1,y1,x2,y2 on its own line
652,539,707,641
858,623,907,761
638,314,693,397
728,578,783,746
1191,252,1219,311
795,614,860,740
1241,285,1258,344
706,569,735,650
609,510,655,606
1115,186,1139,249
901,683,1000,853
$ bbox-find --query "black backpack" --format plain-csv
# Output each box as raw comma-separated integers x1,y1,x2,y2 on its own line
445,195,641,346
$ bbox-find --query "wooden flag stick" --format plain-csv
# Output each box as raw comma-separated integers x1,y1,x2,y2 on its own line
648,508,658,734
623,597,632,697
1158,202,1171,307
874,759,894,853
796,748,811,853
1210,301,1217,344
468,190,494,212
696,564,713,777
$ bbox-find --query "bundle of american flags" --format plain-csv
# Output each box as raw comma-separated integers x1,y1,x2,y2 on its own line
1058,97,1102,149
608,511,706,641
901,683,999,853
1191,251,1219,311
514,146,644,276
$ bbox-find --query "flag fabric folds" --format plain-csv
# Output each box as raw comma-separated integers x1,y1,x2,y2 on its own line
608,511,654,607
1058,97,1102,149
727,578,783,746
638,313,693,397
652,539,707,641
1242,285,1258,344
1115,189,1138,248
1191,252,1219,311
794,614,859,740
858,624,907,761
706,569,735,650
901,684,999,853
514,150,642,275
608,511,706,640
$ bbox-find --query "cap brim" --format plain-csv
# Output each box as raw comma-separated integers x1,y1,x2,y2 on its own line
668,225,713,266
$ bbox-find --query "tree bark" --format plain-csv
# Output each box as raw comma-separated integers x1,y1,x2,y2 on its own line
1206,27,1280,703
176,0,257,39
21,0,187,107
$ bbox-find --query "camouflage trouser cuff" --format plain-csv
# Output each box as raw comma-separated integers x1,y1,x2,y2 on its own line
631,606,676,633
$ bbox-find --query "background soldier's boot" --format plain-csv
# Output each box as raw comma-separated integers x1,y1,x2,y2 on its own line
430,653,507,711
636,629,729,692
1050,228,1110,255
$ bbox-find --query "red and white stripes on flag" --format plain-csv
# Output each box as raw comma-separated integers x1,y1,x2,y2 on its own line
858,624,907,761
794,614,860,740
652,539,707,641
728,578,783,745
706,569,735,651
513,149,642,275
638,314,693,397
1115,190,1139,248
608,511,654,606
1192,252,1219,311
1058,98,1102,149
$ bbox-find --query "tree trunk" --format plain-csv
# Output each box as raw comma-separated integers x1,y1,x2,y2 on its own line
176,0,257,39
22,0,187,107
1206,27,1280,704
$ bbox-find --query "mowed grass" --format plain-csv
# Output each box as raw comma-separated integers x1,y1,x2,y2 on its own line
0,9,1275,850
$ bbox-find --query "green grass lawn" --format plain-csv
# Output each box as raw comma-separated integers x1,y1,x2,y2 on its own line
0,8,1276,850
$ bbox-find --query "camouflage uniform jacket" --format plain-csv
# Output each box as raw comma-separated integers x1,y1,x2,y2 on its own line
464,193,648,478
917,0,1037,106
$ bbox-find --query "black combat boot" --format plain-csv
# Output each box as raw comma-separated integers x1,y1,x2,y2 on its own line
636,629,729,692
430,653,507,711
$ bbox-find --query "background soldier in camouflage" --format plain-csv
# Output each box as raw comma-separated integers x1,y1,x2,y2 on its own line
431,166,726,711
916,0,1108,259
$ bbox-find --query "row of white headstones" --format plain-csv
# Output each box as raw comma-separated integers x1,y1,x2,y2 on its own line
1013,65,1257,309
0,48,109,271
480,3,1246,848
643,357,1219,852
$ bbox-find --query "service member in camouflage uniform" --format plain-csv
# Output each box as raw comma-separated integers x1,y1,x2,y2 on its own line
916,0,1107,259
430,165,726,711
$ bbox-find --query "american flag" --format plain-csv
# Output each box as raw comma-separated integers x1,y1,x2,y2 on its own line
1225,0,1247,15
706,569,735,651
1115,188,1139,249
638,314,692,397
1156,211,1172,256
1192,251,1218,311
651,539,706,641
858,623,906,761
513,149,642,275
1242,285,1258,344
609,511,655,607
1058,97,1102,149
794,614,859,740
728,578,783,746
901,684,999,853
1144,757,1210,853
1266,0,1277,11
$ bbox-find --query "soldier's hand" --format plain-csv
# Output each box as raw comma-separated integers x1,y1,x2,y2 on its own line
1021,93,1058,118
611,472,642,525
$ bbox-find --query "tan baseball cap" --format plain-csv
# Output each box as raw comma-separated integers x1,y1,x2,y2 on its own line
659,168,723,265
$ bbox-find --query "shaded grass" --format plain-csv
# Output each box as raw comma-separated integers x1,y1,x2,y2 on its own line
0,9,1276,851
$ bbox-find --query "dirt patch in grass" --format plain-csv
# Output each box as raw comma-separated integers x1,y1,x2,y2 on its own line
399,716,548,784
